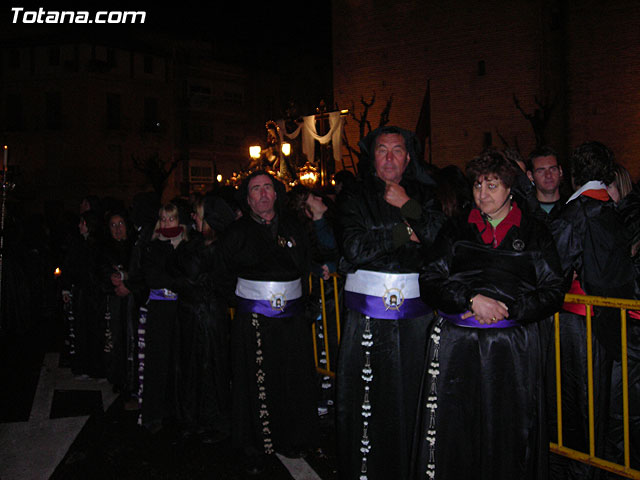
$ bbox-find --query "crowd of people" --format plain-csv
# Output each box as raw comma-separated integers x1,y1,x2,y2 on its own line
4,125,639,479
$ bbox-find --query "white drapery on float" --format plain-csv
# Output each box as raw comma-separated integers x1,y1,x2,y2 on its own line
275,111,345,165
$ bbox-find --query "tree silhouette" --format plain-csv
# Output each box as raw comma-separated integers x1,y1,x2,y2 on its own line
342,92,393,163
513,93,557,147
132,153,180,196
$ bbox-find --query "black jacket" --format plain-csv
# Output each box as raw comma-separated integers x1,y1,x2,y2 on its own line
419,206,565,324
553,194,639,359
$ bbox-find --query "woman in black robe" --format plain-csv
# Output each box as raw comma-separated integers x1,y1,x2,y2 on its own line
137,202,188,433
99,210,136,399
173,195,235,442
61,210,105,379
414,150,565,480
288,186,342,413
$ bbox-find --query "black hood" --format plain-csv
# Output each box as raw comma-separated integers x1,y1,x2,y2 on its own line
357,126,436,187
203,195,236,234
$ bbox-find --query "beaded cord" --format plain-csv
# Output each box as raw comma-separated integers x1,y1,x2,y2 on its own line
136,305,147,425
253,313,274,454
424,320,442,479
65,290,76,358
104,301,113,353
359,316,373,480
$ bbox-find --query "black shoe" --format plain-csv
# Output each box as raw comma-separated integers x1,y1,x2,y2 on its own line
244,455,265,476
278,447,307,459
200,430,229,444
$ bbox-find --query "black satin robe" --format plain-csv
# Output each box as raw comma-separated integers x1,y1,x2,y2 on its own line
336,140,445,479
138,235,185,430
172,234,231,438
217,213,318,457
415,208,564,480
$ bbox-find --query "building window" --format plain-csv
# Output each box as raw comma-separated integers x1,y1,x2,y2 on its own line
189,159,214,183
223,90,243,105
477,60,486,76
106,93,121,129
483,132,492,148
189,124,214,144
8,49,20,69
48,46,60,66
107,48,117,68
107,144,124,182
45,92,62,129
143,97,160,131
144,55,153,74
224,135,241,146
6,94,24,131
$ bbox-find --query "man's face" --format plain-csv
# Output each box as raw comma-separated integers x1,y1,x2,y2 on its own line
109,215,127,241
374,133,410,184
247,174,276,219
527,155,562,195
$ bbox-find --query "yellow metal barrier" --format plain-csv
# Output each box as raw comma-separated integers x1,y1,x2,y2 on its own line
551,293,639,479
310,273,341,378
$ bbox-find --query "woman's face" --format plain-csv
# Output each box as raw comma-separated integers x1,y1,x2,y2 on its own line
193,207,204,233
473,174,512,220
78,218,88,235
159,211,179,229
305,193,328,219
607,182,621,204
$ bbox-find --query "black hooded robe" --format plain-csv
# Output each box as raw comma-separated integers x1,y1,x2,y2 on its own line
218,200,318,459
336,127,445,480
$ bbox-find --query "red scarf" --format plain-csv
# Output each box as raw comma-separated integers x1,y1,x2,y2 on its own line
156,226,184,238
581,189,610,202
468,202,522,248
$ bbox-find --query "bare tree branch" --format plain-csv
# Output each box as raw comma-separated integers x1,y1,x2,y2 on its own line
379,95,393,128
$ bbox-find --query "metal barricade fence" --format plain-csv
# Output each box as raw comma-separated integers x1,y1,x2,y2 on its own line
309,273,342,378
552,293,639,479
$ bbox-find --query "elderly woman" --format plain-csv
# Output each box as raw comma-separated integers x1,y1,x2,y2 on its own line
414,150,565,480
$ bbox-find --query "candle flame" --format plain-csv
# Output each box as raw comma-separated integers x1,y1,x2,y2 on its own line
54,267,61,277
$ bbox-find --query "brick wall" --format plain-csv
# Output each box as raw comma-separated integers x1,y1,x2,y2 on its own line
333,0,640,180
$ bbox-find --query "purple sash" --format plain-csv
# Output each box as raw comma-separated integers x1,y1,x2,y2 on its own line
148,288,178,301
439,311,519,329
345,291,432,320
237,297,303,318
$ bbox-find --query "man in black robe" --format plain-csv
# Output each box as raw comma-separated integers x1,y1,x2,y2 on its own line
336,126,445,480
218,171,317,474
